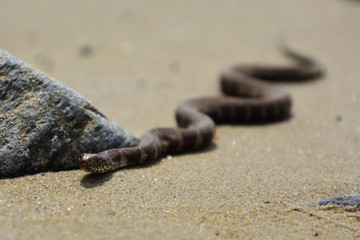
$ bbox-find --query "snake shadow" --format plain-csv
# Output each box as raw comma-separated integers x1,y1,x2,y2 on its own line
81,171,115,188
80,142,218,188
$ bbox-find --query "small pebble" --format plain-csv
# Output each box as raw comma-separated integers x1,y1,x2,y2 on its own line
79,45,93,57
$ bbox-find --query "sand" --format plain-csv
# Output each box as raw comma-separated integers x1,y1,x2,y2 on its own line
1,0,360,239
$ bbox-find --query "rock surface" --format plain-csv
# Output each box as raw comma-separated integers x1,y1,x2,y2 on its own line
0,50,137,178
311,194,360,210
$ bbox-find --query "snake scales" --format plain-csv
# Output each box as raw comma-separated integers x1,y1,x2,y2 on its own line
79,46,323,173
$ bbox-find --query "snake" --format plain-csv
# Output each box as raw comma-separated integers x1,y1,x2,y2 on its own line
79,45,324,173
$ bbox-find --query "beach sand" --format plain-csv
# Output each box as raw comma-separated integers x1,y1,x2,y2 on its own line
1,0,359,239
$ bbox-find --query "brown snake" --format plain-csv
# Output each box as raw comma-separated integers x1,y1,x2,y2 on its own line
79,46,324,173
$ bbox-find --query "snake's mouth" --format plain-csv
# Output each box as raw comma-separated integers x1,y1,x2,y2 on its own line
79,153,112,173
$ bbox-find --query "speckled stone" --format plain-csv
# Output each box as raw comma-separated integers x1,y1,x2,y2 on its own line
0,50,137,178
311,194,360,209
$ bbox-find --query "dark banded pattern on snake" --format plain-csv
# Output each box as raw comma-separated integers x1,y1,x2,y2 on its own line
79,46,324,173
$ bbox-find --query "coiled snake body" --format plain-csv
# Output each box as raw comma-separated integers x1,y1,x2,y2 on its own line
79,46,323,173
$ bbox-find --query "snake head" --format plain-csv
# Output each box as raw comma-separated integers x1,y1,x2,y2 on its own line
79,153,112,173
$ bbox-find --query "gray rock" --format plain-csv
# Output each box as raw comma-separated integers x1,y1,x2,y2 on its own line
310,194,360,209
0,50,137,178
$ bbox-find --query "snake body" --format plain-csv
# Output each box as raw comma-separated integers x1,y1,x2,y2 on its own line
79,46,323,173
